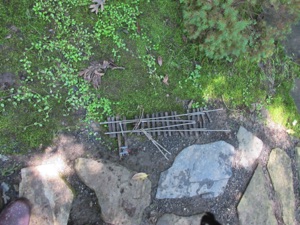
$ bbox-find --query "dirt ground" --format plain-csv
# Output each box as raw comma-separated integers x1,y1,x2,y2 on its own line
0,102,299,225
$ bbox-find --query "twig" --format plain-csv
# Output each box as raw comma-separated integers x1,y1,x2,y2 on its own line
141,129,171,160
132,108,144,132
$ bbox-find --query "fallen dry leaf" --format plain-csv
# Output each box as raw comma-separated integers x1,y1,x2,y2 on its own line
79,60,124,89
89,0,106,14
157,56,163,66
163,75,169,85
132,172,149,181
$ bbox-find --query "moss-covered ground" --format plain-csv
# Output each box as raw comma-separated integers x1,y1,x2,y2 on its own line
0,0,299,154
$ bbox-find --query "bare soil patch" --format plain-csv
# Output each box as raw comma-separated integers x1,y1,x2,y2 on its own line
0,102,299,225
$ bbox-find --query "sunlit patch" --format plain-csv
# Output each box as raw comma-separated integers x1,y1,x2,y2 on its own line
36,164,61,178
292,120,297,126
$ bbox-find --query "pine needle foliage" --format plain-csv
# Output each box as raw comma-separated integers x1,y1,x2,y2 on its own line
180,0,300,61
181,0,251,61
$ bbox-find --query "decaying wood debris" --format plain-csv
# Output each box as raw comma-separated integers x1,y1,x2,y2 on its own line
100,108,230,159
79,60,124,89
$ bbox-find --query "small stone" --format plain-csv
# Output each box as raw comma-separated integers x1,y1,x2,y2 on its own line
237,126,263,171
238,165,277,225
0,154,9,161
267,148,296,225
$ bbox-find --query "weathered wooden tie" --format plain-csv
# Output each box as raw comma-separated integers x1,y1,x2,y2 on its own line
102,108,225,138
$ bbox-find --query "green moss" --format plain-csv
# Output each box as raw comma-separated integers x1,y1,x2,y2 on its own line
267,93,300,136
0,0,299,155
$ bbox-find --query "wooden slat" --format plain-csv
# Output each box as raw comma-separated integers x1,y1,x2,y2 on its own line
146,114,151,130
111,117,117,138
187,109,193,136
204,107,212,123
141,115,145,130
152,113,156,136
123,116,128,147
160,112,167,137
107,117,114,138
116,115,122,155
135,116,140,135
155,112,161,136
182,111,188,137
165,112,171,136
196,108,202,129
192,109,199,137
171,111,176,136
200,108,206,128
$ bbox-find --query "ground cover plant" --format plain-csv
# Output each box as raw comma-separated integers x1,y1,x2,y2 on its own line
0,0,299,154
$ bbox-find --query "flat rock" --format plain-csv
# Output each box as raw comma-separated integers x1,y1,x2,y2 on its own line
75,158,151,225
267,148,296,225
238,165,277,225
156,141,234,199
19,164,74,225
156,213,203,225
237,126,263,171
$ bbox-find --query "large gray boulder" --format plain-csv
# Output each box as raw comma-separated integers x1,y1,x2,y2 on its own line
156,141,234,199
156,213,203,225
75,158,151,225
238,165,277,225
19,164,74,225
237,126,263,171
267,148,296,225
